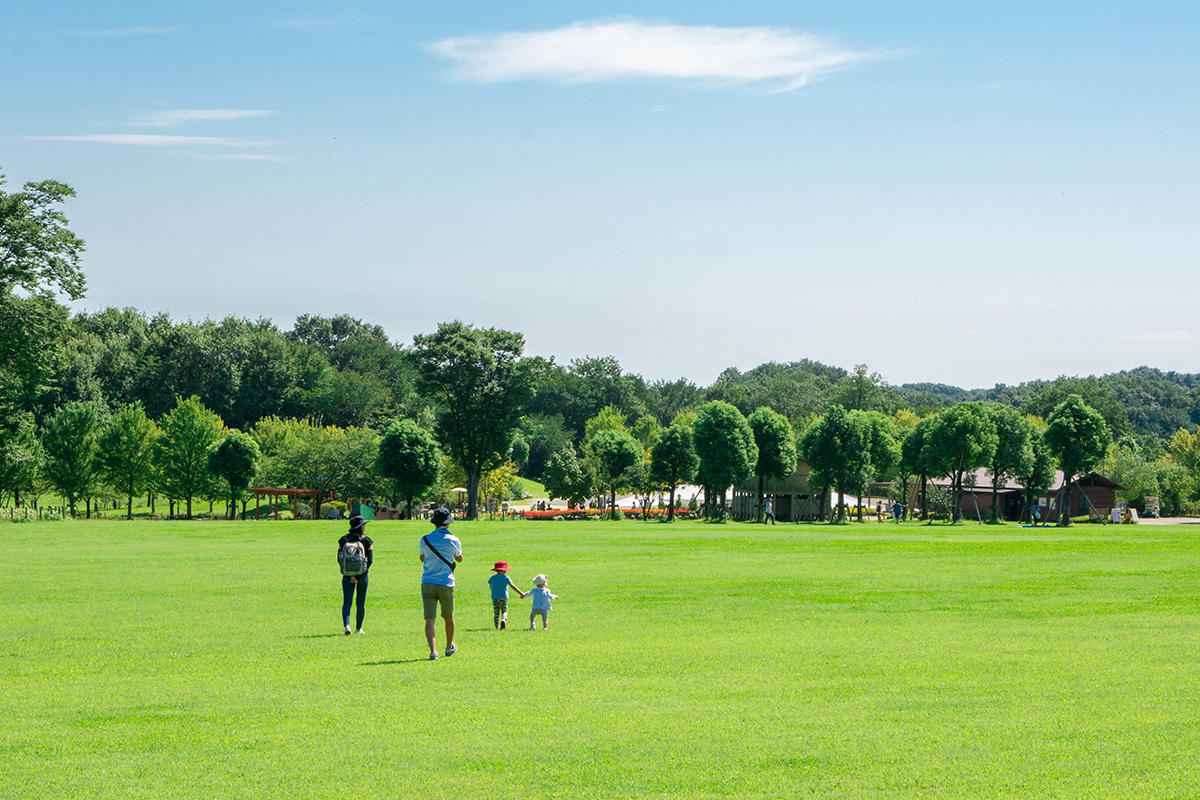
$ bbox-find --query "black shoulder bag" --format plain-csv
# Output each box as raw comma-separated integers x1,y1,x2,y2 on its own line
422,535,456,572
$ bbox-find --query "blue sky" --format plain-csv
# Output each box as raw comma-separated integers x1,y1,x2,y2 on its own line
4,1,1198,387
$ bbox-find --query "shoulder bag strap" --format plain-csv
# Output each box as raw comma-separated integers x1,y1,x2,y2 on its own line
422,535,456,572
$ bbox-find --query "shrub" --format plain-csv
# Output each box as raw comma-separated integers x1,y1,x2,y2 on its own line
320,501,347,518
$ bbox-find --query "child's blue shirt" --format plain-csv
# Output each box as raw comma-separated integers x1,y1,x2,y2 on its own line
488,572,517,599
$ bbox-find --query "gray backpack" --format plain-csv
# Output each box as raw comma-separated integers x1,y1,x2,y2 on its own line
340,540,368,576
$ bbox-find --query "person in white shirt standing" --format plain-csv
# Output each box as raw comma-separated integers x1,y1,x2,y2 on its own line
419,507,462,660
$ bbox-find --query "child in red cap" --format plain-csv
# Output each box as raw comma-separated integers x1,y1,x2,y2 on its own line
488,561,526,629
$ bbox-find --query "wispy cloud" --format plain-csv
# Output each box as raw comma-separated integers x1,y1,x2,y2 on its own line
130,109,275,127
427,19,882,92
26,134,270,147
70,26,181,37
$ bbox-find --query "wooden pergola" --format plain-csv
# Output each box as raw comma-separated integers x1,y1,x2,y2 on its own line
250,487,320,520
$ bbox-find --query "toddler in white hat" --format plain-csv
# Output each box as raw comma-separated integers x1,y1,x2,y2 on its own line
526,574,559,630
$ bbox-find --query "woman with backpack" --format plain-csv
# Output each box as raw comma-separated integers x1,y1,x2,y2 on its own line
338,514,374,635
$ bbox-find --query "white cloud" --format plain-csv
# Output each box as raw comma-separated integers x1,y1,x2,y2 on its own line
70,26,181,37
26,134,268,147
427,20,881,92
130,109,275,127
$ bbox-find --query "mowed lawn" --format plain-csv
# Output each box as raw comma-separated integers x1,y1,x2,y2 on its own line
4,520,1200,799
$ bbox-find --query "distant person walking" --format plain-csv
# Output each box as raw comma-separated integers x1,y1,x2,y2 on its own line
892,500,903,523
764,499,776,525
337,515,373,635
420,507,462,660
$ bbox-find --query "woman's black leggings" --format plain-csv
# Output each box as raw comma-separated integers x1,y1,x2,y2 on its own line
341,573,369,630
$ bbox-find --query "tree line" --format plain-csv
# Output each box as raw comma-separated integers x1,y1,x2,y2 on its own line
5,171,1200,521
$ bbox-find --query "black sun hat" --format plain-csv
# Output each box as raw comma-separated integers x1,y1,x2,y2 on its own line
431,507,453,527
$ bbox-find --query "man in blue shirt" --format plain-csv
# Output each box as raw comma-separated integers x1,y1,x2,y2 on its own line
420,507,462,660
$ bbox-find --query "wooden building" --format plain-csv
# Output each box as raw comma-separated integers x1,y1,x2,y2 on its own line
731,457,825,522
926,468,1122,522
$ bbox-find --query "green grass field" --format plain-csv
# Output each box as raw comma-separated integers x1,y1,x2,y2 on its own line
4,518,1200,799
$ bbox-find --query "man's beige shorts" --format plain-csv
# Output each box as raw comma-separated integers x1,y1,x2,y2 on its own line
421,583,454,620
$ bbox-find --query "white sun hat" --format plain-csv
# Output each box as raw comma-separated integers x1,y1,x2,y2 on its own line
533,574,547,587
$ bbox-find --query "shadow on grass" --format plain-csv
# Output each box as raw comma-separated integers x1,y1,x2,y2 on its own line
361,658,433,666
296,633,347,639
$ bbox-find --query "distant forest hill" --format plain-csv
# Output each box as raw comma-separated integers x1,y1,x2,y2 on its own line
27,308,1200,454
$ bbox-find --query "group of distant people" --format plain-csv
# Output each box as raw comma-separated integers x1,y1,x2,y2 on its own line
335,507,559,661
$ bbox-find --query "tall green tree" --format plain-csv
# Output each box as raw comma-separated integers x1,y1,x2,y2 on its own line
853,410,901,521
899,416,939,520
1,173,86,434
259,420,344,510
335,427,384,506
651,423,700,522
1044,394,1111,526
412,322,535,520
983,404,1034,522
542,447,593,508
925,403,998,523
154,396,225,518
692,401,758,521
208,430,261,520
42,401,101,516
587,429,642,519
832,364,899,413
799,405,868,522
1013,421,1055,523
0,173,86,299
0,412,41,507
1101,441,1160,512
376,418,441,517
747,407,797,522
1025,377,1128,440
95,402,157,519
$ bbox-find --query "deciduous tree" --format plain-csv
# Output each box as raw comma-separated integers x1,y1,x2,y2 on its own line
208,430,261,519
154,396,225,518
0,412,41,507
799,405,867,522
1044,394,1111,526
542,447,592,508
42,401,101,516
376,418,441,517
983,404,1034,522
747,407,797,522
925,403,997,523
693,401,758,521
588,429,642,519
95,402,157,519
651,423,699,521
1013,420,1055,523
412,322,534,520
